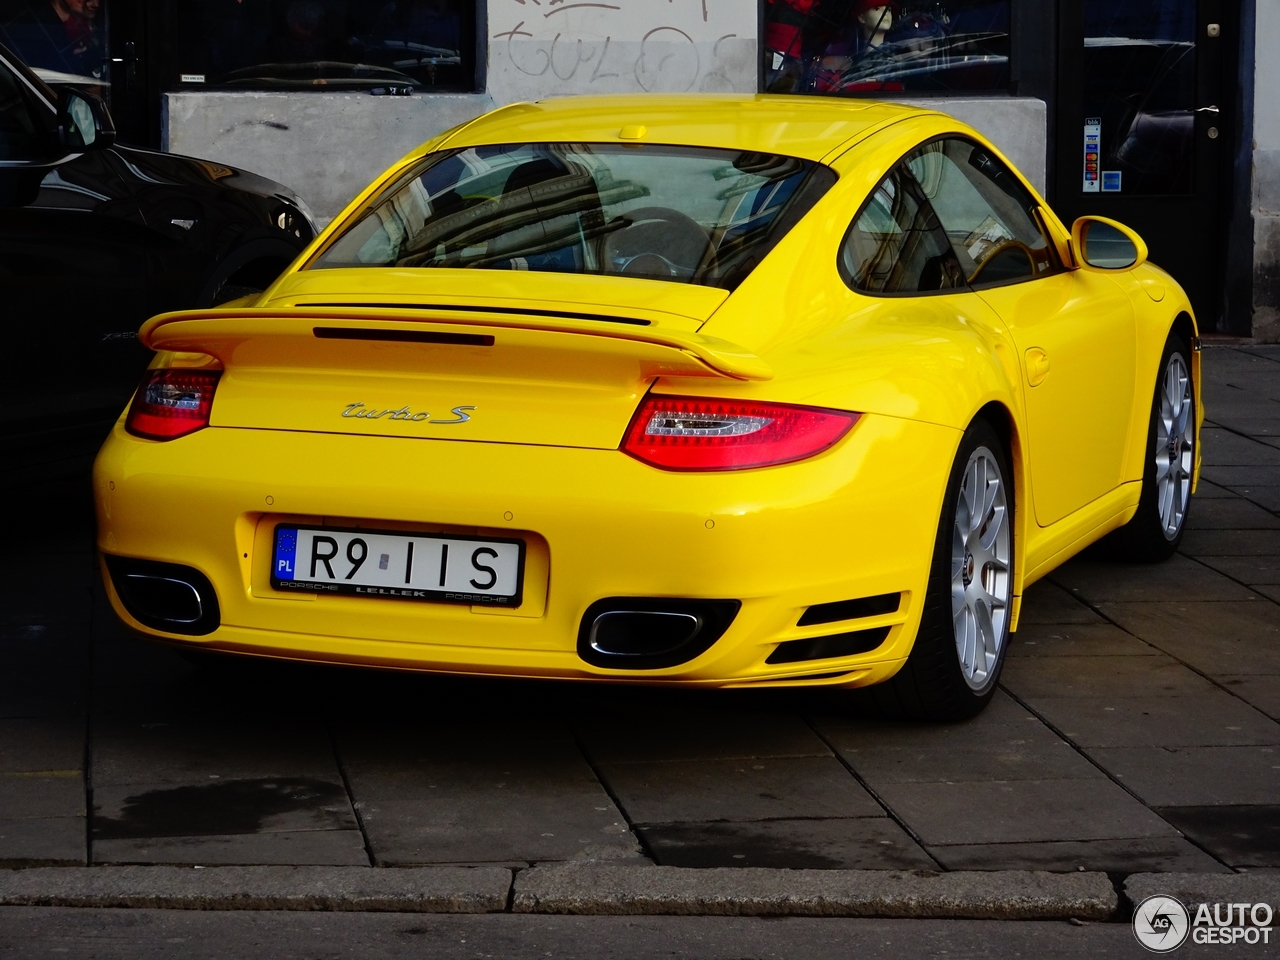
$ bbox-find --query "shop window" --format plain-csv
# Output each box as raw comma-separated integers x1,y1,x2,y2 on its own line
763,0,1010,96
168,1,476,92
0,0,107,81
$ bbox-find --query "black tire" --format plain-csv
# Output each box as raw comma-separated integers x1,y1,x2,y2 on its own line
859,418,1014,721
1113,331,1195,562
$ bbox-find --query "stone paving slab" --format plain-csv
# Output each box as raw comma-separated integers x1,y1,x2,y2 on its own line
927,837,1228,874
0,719,84,772
354,795,642,865
1022,695,1280,748
596,756,883,824
510,862,1118,920
91,831,372,867
1007,622,1159,657
0,776,85,820
574,710,832,764
870,778,1177,846
1094,603,1280,677
0,819,86,866
1015,581,1106,624
1180,529,1280,555
1000,654,1219,699
1197,555,1280,585
0,865,510,911
1217,677,1280,720
1086,746,1280,807
1048,555,1260,602
637,818,935,870
814,694,1103,784
1152,806,1280,868
1126,870,1280,910
1187,499,1280,530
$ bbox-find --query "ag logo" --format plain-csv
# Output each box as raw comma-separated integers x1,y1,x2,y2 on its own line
1133,895,1190,953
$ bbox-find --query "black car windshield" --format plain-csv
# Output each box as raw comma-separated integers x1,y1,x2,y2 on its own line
311,143,837,289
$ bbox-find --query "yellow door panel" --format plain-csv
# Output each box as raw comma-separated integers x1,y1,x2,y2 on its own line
980,271,1136,526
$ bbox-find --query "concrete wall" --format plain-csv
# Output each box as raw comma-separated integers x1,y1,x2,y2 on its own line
161,2,1047,224
1253,0,1280,342
164,92,495,225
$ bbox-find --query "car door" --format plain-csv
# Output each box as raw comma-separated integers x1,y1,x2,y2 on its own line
904,136,1138,527
0,51,150,470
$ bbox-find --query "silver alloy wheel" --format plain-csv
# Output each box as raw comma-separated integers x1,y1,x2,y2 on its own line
1156,353,1194,540
951,446,1012,690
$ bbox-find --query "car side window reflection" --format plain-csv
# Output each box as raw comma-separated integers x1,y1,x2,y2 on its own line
839,163,965,295
0,60,47,161
906,138,1058,289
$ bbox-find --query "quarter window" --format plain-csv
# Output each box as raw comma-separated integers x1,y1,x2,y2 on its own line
839,163,965,295
905,138,1058,288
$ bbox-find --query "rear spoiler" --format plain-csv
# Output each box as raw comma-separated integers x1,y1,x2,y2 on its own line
140,307,774,382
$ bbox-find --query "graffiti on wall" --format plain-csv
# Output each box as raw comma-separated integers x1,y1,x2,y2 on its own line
488,0,757,101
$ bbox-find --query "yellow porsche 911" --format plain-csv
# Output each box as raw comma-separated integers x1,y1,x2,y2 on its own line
94,95,1201,719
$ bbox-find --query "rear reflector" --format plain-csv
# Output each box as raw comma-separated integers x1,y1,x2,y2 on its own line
125,369,221,441
622,396,858,471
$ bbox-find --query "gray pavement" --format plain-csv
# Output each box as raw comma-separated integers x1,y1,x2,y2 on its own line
1,909,1259,960
1,345,1278,893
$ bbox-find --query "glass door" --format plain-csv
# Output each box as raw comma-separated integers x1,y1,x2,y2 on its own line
1055,0,1231,327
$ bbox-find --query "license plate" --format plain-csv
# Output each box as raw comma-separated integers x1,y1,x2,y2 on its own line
271,525,525,606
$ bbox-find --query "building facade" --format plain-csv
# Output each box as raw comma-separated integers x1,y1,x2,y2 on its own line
0,0,1270,337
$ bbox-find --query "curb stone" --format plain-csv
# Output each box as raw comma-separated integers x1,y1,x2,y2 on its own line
1126,873,1280,910
0,866,511,912
512,863,1118,920
0,864,1121,919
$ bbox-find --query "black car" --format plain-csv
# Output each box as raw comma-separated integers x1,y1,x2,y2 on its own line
0,42,315,480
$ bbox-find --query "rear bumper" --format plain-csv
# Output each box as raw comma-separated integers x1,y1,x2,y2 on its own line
93,414,958,686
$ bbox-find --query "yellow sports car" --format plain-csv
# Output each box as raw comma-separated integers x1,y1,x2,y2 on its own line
94,95,1201,719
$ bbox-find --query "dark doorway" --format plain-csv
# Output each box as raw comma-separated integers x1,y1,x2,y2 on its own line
1054,0,1235,330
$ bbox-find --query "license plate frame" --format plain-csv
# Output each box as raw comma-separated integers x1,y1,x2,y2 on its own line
271,524,526,607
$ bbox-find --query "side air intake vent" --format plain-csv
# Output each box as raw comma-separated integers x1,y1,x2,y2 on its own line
797,592,901,627
766,626,890,665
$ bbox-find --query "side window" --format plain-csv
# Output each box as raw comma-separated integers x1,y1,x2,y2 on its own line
0,61,47,162
839,163,966,295
906,138,1058,288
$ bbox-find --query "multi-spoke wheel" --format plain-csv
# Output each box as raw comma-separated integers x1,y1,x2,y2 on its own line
863,418,1013,720
951,447,1011,691
1116,332,1196,561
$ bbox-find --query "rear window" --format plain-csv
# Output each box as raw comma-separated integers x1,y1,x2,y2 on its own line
311,143,837,290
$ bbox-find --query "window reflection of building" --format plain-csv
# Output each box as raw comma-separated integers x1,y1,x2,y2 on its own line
0,0,106,80
1082,0,1196,195
169,0,470,91
763,0,1010,96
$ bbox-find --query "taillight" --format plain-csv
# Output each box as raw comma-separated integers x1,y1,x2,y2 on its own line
125,369,221,441
622,396,859,471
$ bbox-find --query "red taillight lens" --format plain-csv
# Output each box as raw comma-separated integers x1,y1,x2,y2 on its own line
125,369,221,441
622,396,859,471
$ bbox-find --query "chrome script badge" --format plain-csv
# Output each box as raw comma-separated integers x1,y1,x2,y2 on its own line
342,403,475,424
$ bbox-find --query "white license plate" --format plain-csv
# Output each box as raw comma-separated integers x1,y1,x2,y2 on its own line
272,525,525,606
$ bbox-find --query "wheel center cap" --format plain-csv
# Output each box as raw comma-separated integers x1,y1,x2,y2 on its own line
963,553,975,587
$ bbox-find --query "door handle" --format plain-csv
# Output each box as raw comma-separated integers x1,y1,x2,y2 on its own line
1024,347,1050,387
1195,105,1220,114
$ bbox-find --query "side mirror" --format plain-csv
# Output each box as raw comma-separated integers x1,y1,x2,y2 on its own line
57,90,115,152
1070,216,1147,271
